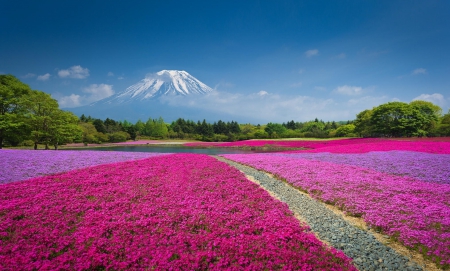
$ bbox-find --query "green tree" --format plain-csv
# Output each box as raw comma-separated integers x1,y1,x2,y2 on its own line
26,90,61,149
354,109,373,137
108,131,130,142
93,119,107,134
437,110,450,136
152,117,169,138
335,124,356,137
134,120,145,138
265,122,287,138
48,111,82,149
0,75,32,148
409,100,441,133
199,119,214,138
370,102,424,137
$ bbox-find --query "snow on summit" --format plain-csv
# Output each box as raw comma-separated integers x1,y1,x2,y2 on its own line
93,70,213,105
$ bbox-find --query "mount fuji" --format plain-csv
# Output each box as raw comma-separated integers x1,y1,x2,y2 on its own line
93,70,213,105
70,70,222,122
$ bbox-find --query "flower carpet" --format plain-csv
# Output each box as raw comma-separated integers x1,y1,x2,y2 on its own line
0,153,356,270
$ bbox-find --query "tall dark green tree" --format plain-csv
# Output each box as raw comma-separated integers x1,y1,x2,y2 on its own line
0,75,32,148
93,119,107,134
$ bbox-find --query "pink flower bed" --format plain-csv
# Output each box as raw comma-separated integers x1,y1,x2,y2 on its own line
0,154,356,270
0,150,168,184
277,151,450,184
186,138,450,154
222,154,450,266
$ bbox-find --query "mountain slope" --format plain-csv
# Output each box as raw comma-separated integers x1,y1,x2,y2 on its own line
93,70,213,105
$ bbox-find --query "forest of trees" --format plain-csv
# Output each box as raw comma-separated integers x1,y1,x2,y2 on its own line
2,74,450,149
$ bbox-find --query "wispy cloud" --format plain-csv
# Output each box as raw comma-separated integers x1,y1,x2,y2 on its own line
334,85,363,96
347,95,389,107
412,68,427,75
305,49,319,58
37,73,51,81
107,72,114,77
58,65,90,79
298,69,305,74
214,81,235,91
57,84,114,108
413,93,445,107
22,73,36,78
257,90,268,97
158,90,375,122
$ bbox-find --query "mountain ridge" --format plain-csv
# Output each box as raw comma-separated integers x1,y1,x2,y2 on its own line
91,70,213,106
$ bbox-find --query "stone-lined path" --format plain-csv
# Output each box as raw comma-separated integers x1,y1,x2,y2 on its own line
215,156,423,271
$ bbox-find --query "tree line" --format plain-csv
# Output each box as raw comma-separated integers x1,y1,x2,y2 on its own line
2,74,449,149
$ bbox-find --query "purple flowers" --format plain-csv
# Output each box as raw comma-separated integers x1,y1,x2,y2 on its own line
222,153,450,266
0,149,168,184
0,153,355,270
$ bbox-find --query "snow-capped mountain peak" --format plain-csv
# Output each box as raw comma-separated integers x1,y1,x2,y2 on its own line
93,70,213,105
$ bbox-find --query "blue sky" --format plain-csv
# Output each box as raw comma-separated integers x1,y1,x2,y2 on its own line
1,0,449,122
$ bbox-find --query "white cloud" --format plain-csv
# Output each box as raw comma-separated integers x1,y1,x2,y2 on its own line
298,69,305,74
257,90,268,97
118,76,124,80
305,49,319,58
58,94,82,108
107,72,114,77
334,85,363,96
22,73,36,78
412,68,427,75
37,73,51,81
57,84,114,108
83,84,114,100
158,90,364,122
412,93,446,107
58,65,90,79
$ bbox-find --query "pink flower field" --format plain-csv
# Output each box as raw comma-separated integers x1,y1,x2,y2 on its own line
0,153,356,270
221,152,450,266
186,138,450,154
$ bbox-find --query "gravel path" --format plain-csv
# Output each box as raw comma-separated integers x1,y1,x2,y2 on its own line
215,156,423,271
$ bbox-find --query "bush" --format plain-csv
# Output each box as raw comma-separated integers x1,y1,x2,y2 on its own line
21,140,35,147
108,131,130,143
